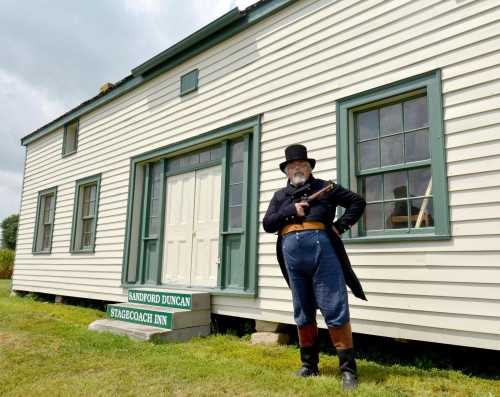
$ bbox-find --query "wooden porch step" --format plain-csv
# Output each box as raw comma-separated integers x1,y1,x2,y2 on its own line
89,319,210,343
106,303,210,330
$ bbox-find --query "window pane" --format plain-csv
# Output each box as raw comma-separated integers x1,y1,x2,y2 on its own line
170,158,182,171
359,140,379,170
210,146,223,161
409,167,432,197
231,140,244,162
384,200,408,229
147,163,161,237
229,183,243,206
179,155,191,168
191,153,200,165
42,224,52,250
65,121,78,153
410,198,434,228
380,103,402,136
82,184,97,217
384,171,407,200
82,219,93,249
230,162,243,184
381,134,403,166
150,197,160,217
364,203,383,231
151,164,161,198
90,184,96,201
66,130,76,153
199,149,211,163
43,195,53,223
404,96,428,130
357,109,378,140
149,217,159,236
405,129,429,162
229,206,242,229
361,175,382,202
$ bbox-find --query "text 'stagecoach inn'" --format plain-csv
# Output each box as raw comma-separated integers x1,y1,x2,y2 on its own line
12,0,500,349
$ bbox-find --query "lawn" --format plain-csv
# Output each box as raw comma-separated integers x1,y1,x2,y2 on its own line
0,279,498,397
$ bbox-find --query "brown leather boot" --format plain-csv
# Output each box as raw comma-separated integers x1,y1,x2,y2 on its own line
328,322,358,390
295,323,319,377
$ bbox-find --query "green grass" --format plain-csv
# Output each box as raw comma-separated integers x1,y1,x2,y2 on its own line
0,280,498,397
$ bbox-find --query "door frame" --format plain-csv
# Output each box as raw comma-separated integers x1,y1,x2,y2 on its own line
122,115,261,297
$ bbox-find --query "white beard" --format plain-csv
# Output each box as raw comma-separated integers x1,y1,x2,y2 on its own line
292,172,306,186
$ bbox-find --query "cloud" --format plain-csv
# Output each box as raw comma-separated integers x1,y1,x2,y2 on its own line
236,0,259,10
0,0,258,223
0,169,23,221
0,68,66,213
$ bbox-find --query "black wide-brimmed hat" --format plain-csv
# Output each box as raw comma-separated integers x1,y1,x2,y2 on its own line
279,144,316,173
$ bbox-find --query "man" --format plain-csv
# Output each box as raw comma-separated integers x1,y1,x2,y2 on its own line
263,144,367,390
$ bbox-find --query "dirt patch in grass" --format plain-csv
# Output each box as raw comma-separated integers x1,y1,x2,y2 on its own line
0,331,33,350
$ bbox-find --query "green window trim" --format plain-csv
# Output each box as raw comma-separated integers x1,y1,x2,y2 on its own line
32,186,57,254
122,115,261,296
70,174,101,253
180,69,199,96
62,119,79,157
336,69,450,243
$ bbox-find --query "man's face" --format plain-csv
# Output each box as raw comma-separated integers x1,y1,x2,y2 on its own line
286,160,311,186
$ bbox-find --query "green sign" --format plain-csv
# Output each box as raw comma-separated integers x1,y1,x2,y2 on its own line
128,290,192,310
108,305,172,329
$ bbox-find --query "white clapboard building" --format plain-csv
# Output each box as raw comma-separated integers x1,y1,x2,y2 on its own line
12,0,500,349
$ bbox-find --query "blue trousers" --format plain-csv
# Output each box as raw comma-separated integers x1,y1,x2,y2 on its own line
282,229,349,327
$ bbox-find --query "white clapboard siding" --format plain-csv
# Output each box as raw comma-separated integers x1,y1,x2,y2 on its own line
13,0,500,350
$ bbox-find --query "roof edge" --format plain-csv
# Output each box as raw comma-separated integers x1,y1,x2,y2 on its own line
21,0,297,146
131,8,244,77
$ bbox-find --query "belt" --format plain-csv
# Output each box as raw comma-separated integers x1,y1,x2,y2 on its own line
280,221,325,236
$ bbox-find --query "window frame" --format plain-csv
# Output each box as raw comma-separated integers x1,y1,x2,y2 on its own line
180,69,199,96
32,186,57,254
336,70,450,243
122,116,261,296
70,174,101,253
62,119,79,157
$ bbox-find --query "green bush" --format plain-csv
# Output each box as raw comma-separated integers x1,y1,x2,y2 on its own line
0,249,15,279
1,214,19,250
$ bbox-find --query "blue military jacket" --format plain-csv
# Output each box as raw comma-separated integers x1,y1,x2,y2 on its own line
263,175,367,301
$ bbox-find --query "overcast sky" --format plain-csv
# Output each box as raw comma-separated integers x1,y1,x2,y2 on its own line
0,0,259,223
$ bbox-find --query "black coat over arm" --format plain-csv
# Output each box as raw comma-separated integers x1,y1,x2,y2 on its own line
263,176,367,301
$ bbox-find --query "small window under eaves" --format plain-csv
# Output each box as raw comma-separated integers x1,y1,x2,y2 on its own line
180,69,199,96
63,120,79,156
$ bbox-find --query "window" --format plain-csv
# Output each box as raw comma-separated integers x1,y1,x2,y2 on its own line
167,145,222,173
63,119,79,156
180,69,199,96
141,161,164,284
71,175,101,252
227,139,245,229
33,187,57,253
336,70,450,241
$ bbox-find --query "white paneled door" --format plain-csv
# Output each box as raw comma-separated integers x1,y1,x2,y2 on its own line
162,165,221,288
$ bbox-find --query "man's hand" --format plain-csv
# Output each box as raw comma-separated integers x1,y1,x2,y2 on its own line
332,225,341,236
294,202,309,217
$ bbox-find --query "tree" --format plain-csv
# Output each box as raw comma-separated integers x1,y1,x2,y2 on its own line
1,214,19,250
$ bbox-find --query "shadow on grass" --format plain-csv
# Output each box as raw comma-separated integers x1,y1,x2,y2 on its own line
212,315,499,381
316,328,499,381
